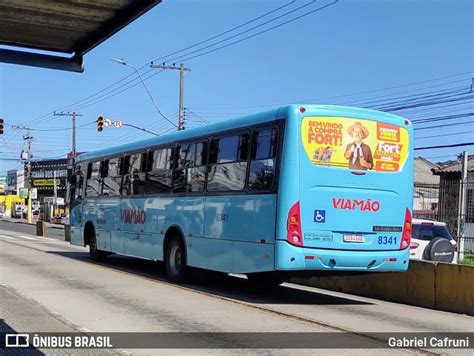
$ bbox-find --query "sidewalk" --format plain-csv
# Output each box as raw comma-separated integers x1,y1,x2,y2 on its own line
0,285,118,355
0,217,65,230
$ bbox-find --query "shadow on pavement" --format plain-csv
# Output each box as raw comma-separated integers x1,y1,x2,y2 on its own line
47,251,373,307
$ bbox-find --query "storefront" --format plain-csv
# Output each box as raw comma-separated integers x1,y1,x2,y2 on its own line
30,159,69,220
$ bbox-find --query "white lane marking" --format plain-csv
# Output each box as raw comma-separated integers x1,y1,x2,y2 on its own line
18,235,38,240
39,237,62,242
0,233,64,243
0,235,15,240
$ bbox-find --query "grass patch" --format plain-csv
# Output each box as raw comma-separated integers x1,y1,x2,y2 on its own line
460,253,474,266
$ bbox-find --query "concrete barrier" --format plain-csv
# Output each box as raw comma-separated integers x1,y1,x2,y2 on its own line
36,220,48,237
435,263,474,315
64,224,71,242
290,260,473,316
407,261,436,309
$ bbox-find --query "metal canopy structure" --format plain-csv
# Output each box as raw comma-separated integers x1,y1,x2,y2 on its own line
0,0,161,72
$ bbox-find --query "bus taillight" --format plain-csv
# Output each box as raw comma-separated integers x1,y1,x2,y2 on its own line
287,201,303,246
400,208,412,250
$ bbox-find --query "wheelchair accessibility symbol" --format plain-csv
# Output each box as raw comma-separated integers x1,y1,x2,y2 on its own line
314,210,326,223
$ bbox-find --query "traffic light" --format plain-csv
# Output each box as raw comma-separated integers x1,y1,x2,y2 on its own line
0,118,4,134
97,116,103,132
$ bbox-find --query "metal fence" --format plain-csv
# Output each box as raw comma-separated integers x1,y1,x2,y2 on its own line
414,177,474,264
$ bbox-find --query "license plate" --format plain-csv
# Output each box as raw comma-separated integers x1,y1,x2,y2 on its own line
343,234,365,243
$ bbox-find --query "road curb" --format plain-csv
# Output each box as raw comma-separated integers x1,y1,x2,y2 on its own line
0,218,64,230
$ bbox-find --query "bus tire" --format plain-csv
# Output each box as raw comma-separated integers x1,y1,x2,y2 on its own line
165,236,187,283
247,272,283,287
87,226,106,261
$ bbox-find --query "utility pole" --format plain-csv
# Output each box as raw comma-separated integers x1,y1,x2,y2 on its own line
457,151,468,262
54,111,82,164
150,63,191,130
24,127,33,224
111,58,177,130
53,170,57,220
11,125,32,221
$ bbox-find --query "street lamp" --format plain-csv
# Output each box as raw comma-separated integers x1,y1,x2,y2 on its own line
110,58,177,128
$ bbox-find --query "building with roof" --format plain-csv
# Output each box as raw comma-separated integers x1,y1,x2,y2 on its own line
432,155,474,237
413,157,440,219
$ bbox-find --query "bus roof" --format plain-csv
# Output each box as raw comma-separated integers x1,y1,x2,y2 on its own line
76,104,407,163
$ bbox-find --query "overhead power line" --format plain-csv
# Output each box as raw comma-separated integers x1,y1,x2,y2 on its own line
377,94,474,112
161,0,331,64
359,88,469,110
414,142,474,151
412,112,473,124
151,0,297,63
20,1,305,127
7,121,95,132
413,119,474,131
415,130,473,140
423,154,459,160
0,157,22,161
171,1,339,63
58,1,338,117
191,72,473,110
342,81,468,107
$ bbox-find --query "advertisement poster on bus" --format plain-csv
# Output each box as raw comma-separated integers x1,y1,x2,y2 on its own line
301,116,409,172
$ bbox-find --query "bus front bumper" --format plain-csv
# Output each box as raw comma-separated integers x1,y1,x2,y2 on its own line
275,240,410,272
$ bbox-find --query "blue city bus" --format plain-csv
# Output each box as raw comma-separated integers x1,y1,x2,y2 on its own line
68,105,413,283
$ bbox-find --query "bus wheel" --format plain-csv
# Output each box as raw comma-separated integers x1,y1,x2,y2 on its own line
247,272,283,287
165,237,187,283
88,229,106,261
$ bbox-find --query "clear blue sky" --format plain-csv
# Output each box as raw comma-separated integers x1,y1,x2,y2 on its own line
1,0,473,174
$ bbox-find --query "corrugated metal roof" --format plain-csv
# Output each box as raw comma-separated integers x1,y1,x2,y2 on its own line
0,0,161,72
433,156,474,174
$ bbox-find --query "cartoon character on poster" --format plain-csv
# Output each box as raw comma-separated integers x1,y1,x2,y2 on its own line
312,147,324,161
343,122,373,170
321,146,334,165
312,146,334,165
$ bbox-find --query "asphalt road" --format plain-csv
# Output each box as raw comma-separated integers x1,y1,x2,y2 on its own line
0,219,64,239
0,224,472,355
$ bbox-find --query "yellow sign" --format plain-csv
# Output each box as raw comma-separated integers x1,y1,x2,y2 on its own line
33,179,61,187
301,116,409,172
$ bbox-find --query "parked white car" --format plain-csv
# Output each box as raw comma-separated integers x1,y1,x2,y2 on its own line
410,218,457,264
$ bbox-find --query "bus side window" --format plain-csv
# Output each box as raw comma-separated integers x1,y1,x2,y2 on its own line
248,128,278,191
76,163,87,199
192,142,207,192
76,174,84,200
207,134,249,192
86,161,102,197
121,153,146,196
146,147,174,194
173,141,207,193
102,157,121,197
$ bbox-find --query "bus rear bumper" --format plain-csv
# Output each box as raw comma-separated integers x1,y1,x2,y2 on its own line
275,240,409,272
